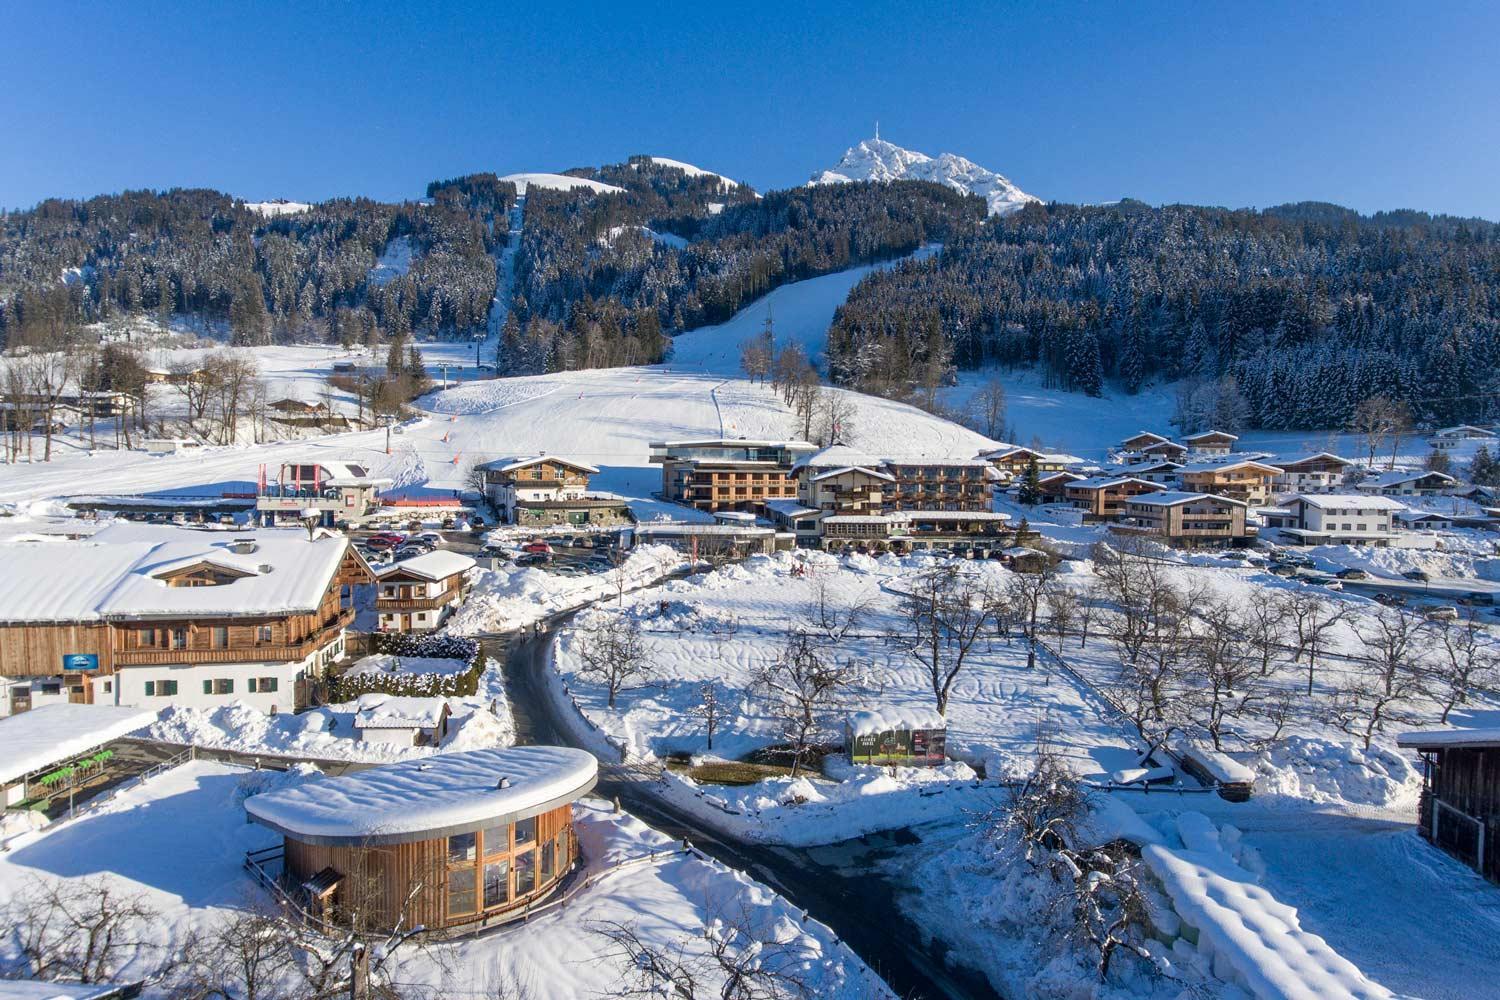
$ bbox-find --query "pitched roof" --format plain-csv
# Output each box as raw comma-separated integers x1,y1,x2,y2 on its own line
1274,451,1352,468
1179,459,1283,475
1288,493,1407,510
1126,491,1246,508
376,549,477,581
0,524,355,623
1356,469,1456,489
478,454,600,474
1183,429,1239,442
1066,476,1166,491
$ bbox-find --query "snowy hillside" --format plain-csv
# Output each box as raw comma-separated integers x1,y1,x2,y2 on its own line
634,155,742,190
498,172,624,195
241,199,312,217
812,135,1039,216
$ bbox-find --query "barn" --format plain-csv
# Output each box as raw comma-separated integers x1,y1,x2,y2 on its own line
1397,728,1500,882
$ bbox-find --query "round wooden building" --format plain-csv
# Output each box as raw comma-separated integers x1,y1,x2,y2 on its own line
245,746,598,933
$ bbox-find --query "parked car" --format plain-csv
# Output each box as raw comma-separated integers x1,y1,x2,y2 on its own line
415,531,444,546
1320,580,1344,591
365,548,394,566
395,545,433,559
1402,569,1430,582
550,564,587,578
1425,605,1460,621
1465,592,1495,606
1374,592,1408,607
516,552,550,566
1269,565,1297,577
470,516,487,529
1219,550,1248,561
441,517,457,529
571,535,593,548
1336,568,1369,580
522,540,552,555
406,520,423,532
363,536,398,551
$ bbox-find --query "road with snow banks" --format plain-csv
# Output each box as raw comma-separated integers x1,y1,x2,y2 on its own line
492,626,1004,1000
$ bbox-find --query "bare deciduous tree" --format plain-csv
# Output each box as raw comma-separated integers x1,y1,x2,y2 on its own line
751,631,861,777
1428,611,1500,724
3,875,160,984
894,565,998,715
1331,609,1430,749
1282,591,1349,695
574,613,651,709
690,680,733,752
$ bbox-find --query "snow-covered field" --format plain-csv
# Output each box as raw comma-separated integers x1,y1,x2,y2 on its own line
0,760,889,999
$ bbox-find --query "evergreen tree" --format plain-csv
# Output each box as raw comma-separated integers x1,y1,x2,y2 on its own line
1018,458,1042,505
1469,446,1500,486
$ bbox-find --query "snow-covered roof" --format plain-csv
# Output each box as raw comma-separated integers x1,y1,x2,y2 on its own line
1182,429,1239,442
1431,424,1494,438
0,704,156,785
353,694,450,730
1066,475,1164,491
1180,744,1255,785
1397,727,1500,749
902,509,1012,521
1357,469,1456,489
244,746,598,845
763,499,820,519
1289,494,1407,511
377,549,476,582
810,465,896,483
1179,459,1283,475
847,706,946,735
1142,440,1188,452
1394,509,1452,524
478,454,600,474
1127,491,1246,508
652,438,815,451
792,444,884,471
1120,431,1170,446
0,524,356,623
822,514,897,525
1274,452,1352,468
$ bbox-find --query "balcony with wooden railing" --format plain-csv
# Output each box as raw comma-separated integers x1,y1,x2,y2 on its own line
113,609,354,666
376,582,465,611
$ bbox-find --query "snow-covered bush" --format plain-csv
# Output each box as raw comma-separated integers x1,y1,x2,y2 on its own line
332,633,482,699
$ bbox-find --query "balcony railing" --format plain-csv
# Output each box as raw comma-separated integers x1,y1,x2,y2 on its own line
377,585,465,611
113,610,353,666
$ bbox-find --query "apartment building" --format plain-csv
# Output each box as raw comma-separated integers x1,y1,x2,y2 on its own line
1115,492,1249,547
650,439,817,513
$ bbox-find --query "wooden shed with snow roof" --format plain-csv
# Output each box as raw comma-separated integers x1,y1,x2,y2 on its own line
1397,728,1500,882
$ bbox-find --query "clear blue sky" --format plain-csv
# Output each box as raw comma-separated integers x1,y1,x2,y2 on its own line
3,1,1497,219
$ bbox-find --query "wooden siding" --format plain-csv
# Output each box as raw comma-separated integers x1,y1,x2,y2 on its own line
282,803,578,932
1422,747,1500,883
0,623,113,678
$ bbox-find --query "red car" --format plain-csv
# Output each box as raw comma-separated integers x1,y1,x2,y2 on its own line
522,540,552,555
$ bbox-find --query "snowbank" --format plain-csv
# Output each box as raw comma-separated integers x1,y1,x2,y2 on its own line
446,544,686,634
1250,736,1420,809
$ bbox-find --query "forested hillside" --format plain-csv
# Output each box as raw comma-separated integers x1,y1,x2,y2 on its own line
0,179,515,350
827,200,1500,430
500,161,983,373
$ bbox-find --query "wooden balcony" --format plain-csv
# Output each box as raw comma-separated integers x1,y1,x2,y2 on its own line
377,585,464,611
113,610,353,666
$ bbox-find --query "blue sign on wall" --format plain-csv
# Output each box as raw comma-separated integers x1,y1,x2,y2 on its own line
61,653,100,673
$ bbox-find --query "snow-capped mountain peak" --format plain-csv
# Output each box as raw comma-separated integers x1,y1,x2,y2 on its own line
811,135,1038,216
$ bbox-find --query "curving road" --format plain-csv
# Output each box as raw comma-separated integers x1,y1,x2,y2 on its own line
487,625,1003,1000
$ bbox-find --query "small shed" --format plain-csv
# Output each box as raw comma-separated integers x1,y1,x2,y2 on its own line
1177,744,1255,801
1397,727,1500,882
845,707,947,767
144,438,200,456
1001,545,1051,573
352,695,452,748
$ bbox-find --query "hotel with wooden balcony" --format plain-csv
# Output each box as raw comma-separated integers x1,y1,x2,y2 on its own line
649,438,817,513
0,522,372,717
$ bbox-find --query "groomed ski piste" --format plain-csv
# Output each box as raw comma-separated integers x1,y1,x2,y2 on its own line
0,255,996,515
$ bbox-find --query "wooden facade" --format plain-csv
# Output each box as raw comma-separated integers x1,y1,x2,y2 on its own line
281,803,578,932
0,543,371,705
1398,735,1500,883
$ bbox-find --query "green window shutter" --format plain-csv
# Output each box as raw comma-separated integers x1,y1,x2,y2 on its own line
144,681,155,696
203,680,212,694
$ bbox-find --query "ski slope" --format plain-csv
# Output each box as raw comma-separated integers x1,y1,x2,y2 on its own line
0,264,998,512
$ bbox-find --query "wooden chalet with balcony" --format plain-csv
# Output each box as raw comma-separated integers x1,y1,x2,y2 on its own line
375,551,476,633
977,446,1083,482
1114,492,1249,547
1182,429,1238,457
1271,452,1353,496
1065,476,1167,521
0,524,372,716
1178,458,1283,506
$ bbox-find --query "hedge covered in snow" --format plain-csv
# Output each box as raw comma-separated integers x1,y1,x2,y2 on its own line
332,634,482,699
